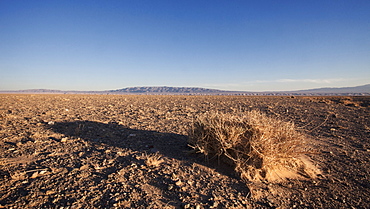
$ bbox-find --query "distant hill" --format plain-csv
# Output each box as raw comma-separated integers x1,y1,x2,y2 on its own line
12,89,64,93
109,86,224,94
291,84,370,94
1,84,369,95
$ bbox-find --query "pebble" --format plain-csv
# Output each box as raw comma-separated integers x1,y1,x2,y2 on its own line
46,190,56,195
80,164,90,170
175,180,183,186
31,172,39,179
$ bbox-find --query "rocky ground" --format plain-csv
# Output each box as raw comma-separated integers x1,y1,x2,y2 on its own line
0,94,369,208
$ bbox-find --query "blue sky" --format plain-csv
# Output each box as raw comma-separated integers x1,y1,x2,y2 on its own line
1,0,369,91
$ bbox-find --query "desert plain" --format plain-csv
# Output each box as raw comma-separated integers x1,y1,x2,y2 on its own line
0,94,369,208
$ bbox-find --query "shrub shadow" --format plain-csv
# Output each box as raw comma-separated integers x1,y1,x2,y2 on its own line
48,120,250,207
48,120,189,160
48,121,249,179
48,120,242,177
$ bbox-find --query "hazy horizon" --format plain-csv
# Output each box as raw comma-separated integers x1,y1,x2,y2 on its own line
2,83,369,93
1,1,369,91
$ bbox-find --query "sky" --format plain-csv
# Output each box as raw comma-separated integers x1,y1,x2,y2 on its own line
1,0,369,91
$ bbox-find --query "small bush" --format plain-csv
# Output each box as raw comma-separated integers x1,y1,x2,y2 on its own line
144,152,164,168
188,110,319,182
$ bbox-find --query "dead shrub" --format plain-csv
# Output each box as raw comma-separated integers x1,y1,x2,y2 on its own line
144,152,164,168
188,110,320,182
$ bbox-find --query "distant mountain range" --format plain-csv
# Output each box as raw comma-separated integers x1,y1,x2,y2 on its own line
1,84,369,96
287,84,370,94
109,86,223,94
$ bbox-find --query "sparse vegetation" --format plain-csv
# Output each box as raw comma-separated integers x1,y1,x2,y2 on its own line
144,152,164,167
0,95,369,208
188,110,318,182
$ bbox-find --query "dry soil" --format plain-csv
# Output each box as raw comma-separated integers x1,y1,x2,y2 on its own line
0,95,369,208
